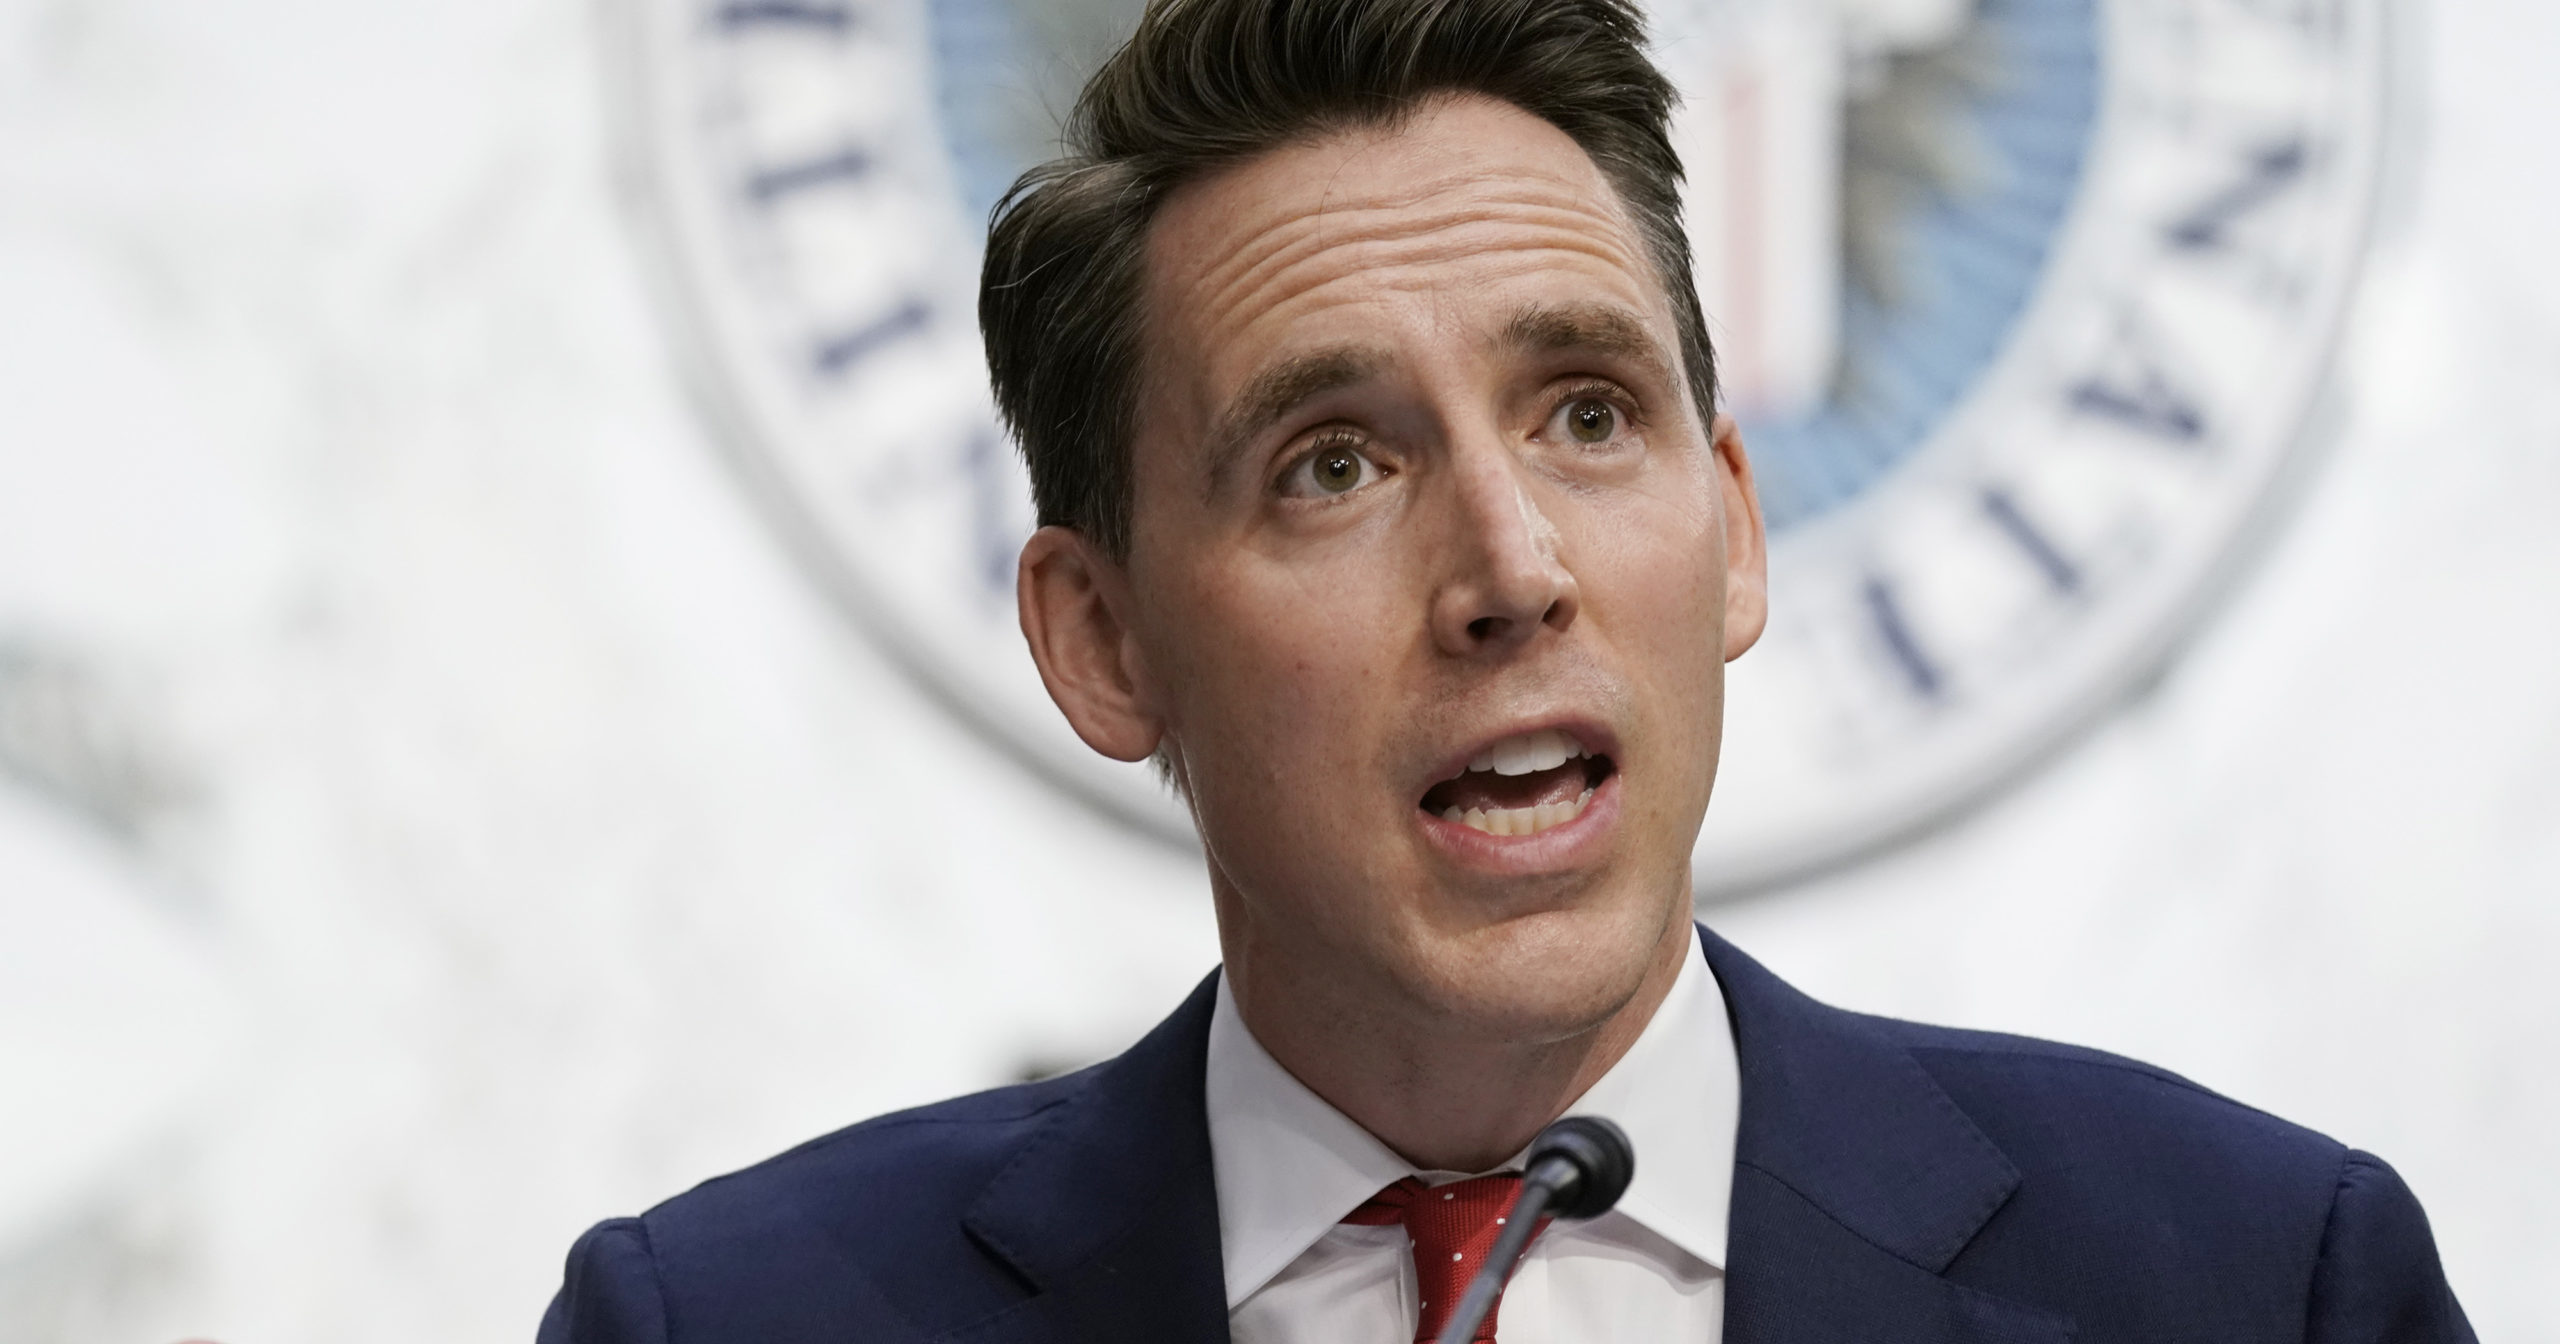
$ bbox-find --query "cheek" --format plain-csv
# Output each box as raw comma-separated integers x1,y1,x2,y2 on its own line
1569,480,1730,785
1158,550,1411,783
1154,555,1420,899
1579,480,1727,655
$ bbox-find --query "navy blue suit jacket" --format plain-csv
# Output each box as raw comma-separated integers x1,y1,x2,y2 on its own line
539,927,2472,1342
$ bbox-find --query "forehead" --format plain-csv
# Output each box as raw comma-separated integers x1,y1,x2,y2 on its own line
1140,95,1667,402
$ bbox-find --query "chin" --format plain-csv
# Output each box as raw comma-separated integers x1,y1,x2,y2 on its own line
1401,883,1685,1045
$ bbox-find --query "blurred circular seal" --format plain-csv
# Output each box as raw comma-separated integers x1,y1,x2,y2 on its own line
608,0,2396,895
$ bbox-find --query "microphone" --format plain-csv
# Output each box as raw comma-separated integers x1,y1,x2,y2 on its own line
1431,1115,1635,1344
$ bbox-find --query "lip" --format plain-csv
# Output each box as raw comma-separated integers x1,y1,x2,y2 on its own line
1414,715,1625,873
1420,716,1624,792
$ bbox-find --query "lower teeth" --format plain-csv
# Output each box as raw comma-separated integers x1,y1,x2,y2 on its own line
1441,787,1597,837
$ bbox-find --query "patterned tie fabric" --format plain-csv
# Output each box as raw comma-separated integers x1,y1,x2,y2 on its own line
1342,1174,1545,1343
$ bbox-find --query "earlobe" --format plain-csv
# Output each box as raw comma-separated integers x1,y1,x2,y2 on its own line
1710,415,1770,661
1016,527,1166,763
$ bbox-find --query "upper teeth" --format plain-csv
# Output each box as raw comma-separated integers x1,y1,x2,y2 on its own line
1467,729,1588,777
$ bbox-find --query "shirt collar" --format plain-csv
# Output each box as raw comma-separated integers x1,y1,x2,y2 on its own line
1203,930,1737,1307
1570,929,1737,1271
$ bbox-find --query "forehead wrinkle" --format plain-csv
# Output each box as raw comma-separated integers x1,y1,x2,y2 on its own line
1185,169,1625,298
1198,234,1651,378
1191,216,1648,368
1195,196,1645,326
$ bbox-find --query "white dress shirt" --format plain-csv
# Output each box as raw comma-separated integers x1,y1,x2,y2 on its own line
1205,934,1739,1344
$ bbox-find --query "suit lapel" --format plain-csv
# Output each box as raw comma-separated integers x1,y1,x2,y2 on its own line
944,974,1231,1344
1700,927,2074,1344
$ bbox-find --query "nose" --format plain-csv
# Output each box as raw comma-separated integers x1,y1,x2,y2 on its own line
1427,437,1580,658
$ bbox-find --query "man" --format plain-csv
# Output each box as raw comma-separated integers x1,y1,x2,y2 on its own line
540,0,2473,1339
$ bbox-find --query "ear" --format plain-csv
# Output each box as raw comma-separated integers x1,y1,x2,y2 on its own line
1710,414,1769,662
1017,525,1165,762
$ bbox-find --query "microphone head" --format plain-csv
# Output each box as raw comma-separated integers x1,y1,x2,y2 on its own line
1528,1115,1635,1220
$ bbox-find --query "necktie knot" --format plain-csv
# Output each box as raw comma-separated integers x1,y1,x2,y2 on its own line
1342,1174,1538,1343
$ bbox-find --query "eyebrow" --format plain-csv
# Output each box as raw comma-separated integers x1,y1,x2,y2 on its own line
1203,346,1388,496
1499,301,1677,389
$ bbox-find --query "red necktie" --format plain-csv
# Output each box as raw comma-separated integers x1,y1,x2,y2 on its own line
1342,1174,1545,1343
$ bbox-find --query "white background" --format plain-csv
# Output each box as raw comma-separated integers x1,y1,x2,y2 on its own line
0,0,2551,1339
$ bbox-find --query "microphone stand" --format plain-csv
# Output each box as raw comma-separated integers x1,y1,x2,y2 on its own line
1432,1116,1635,1344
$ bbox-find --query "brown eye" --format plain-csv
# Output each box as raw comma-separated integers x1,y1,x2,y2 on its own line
1280,440,1384,499
1565,397,1616,444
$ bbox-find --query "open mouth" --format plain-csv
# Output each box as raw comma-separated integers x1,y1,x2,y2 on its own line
1419,728,1617,838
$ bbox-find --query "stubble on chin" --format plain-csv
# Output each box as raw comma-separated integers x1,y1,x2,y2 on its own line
1367,875,1692,1051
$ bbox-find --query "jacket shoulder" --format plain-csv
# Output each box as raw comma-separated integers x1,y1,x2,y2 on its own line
1865,1014,2359,1337
539,970,1228,1343
663,1065,1097,1232
1868,1012,2346,1174
582,1069,1101,1342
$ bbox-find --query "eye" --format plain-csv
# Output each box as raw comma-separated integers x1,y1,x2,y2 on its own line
1560,396,1619,445
1281,440,1385,498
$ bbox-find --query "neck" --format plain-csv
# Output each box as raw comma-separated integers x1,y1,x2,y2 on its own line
1216,890,1692,1174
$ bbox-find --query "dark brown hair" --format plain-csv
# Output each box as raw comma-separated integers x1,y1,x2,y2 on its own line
978,0,1717,560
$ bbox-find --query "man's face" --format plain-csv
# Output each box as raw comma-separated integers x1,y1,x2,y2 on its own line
1032,95,1766,1040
